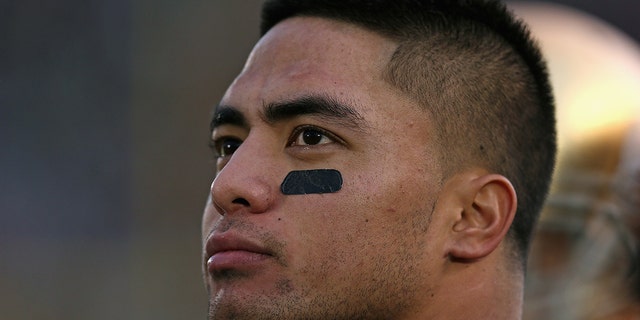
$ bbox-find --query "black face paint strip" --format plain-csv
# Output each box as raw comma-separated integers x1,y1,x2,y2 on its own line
280,169,343,195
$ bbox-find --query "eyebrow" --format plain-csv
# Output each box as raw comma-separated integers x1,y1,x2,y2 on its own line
263,95,368,130
211,95,368,132
210,105,247,131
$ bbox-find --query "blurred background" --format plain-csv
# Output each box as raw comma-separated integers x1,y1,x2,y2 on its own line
1,1,638,319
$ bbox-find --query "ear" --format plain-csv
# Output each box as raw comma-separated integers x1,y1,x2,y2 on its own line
447,173,517,261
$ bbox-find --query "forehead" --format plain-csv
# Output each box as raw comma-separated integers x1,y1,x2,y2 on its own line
252,16,394,77
221,16,401,115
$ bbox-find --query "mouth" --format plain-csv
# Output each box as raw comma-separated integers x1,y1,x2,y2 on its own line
205,232,274,276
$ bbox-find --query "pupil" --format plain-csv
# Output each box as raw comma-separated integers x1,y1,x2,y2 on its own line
303,129,323,145
221,140,240,156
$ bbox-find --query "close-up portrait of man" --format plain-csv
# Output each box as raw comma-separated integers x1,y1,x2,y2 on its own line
201,0,556,319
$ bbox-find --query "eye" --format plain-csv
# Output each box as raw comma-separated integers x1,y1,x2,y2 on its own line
290,126,334,147
210,137,242,157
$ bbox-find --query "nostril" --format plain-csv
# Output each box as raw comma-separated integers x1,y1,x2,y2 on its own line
232,198,250,206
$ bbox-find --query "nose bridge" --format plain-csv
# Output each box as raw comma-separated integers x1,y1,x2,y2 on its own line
211,132,281,215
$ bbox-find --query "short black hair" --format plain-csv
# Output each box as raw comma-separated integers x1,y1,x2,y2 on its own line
260,0,557,266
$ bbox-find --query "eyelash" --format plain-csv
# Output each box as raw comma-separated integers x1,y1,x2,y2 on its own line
210,125,342,160
287,125,341,147
209,137,242,158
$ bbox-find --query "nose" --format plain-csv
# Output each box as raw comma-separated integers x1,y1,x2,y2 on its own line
210,136,279,215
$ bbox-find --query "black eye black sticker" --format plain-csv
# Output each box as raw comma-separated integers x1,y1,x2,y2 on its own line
280,169,343,195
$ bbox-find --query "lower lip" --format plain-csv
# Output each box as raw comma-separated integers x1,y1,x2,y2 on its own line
207,250,270,274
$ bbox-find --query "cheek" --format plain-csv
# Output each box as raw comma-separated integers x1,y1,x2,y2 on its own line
282,190,373,259
284,195,381,284
345,169,424,215
280,162,436,246
286,171,415,247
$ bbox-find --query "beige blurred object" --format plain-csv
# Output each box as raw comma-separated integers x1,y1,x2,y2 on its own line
510,2,640,177
509,2,640,320
614,121,640,220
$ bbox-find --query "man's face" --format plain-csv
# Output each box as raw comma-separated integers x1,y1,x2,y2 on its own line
203,17,448,319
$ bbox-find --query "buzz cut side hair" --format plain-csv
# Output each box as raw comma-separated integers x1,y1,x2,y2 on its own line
260,0,557,268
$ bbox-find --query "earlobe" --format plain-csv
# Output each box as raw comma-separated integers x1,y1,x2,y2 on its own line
448,173,517,261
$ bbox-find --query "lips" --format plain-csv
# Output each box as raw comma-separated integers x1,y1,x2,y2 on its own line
205,233,273,275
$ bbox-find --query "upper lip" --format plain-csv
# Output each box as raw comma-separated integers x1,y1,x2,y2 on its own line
205,232,272,261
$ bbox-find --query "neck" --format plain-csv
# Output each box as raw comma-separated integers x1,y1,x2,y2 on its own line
409,247,524,319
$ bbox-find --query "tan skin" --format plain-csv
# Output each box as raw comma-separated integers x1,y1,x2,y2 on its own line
203,17,520,319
